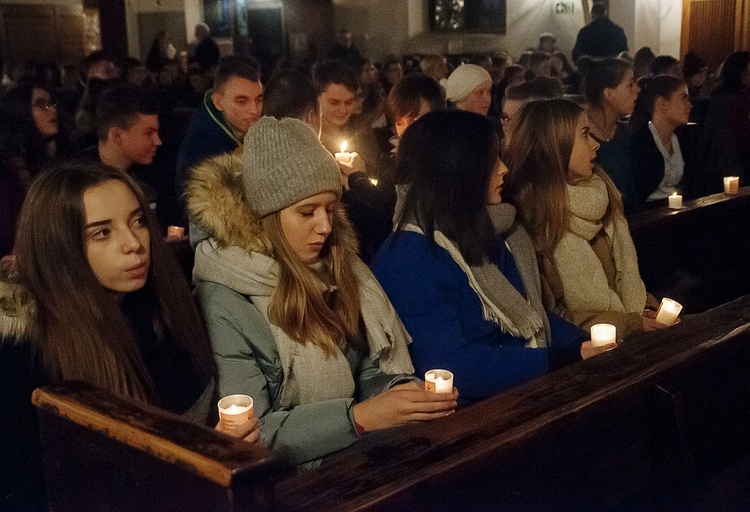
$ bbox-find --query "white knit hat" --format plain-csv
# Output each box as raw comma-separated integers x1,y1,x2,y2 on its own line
441,64,492,103
243,117,341,217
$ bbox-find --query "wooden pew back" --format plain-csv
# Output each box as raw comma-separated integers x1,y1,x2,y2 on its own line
271,296,750,511
628,187,750,313
32,383,290,512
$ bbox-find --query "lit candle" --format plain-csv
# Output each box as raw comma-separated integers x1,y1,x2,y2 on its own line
655,298,682,326
724,176,740,195
425,369,454,393
369,178,379,186
167,225,185,239
668,192,682,209
217,394,254,432
334,140,353,165
590,323,617,347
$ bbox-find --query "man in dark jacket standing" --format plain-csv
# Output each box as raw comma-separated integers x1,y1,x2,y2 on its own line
572,2,628,61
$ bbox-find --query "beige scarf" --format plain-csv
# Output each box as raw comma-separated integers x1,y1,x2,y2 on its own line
554,174,646,314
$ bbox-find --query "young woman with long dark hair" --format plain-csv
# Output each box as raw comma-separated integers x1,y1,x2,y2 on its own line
0,163,255,512
0,82,74,255
372,110,594,406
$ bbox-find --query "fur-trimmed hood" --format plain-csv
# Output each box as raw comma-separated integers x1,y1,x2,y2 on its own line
0,265,38,343
187,149,359,256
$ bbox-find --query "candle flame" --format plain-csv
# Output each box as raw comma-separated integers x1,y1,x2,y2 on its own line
671,192,678,197
369,178,379,186
340,140,347,153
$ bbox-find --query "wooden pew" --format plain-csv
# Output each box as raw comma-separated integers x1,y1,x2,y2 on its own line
628,187,750,313
32,273,750,509
271,295,750,511
32,383,291,512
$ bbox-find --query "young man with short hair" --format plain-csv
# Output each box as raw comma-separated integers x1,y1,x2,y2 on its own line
175,56,263,199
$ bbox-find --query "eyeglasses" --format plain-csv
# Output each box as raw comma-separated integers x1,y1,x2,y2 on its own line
32,98,57,110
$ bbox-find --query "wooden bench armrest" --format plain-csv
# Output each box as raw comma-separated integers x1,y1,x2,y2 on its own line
32,381,288,487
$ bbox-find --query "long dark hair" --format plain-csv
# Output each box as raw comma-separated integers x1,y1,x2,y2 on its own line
395,109,500,265
0,82,58,174
15,163,215,402
630,74,685,131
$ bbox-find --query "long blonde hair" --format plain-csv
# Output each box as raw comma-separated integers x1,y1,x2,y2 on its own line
261,206,365,356
505,98,623,256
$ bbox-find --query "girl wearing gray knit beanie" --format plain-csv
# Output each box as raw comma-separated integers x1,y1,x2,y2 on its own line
188,116,456,466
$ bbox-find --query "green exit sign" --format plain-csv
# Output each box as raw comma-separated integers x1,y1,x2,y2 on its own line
555,2,575,14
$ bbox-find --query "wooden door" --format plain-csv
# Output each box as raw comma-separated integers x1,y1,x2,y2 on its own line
681,0,746,71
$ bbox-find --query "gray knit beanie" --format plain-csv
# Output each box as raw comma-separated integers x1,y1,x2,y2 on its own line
243,116,341,217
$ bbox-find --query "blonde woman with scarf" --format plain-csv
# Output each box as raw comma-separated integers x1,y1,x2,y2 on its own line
372,110,594,406
188,117,456,466
505,98,664,339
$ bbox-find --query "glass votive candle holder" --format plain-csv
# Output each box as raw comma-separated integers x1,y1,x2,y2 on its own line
425,369,454,393
655,298,682,326
218,394,254,432
590,323,617,347
724,176,739,195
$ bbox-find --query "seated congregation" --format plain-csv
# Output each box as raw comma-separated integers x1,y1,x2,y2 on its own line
3,31,750,511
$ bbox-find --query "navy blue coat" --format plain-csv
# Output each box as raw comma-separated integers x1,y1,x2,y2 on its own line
372,230,585,404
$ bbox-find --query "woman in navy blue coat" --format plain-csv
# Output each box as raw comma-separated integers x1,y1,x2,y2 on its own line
371,110,600,405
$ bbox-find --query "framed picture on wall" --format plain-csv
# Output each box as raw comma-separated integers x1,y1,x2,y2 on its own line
430,0,506,34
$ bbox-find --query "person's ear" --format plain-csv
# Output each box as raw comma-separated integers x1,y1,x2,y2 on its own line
212,91,224,112
654,95,668,113
109,126,123,146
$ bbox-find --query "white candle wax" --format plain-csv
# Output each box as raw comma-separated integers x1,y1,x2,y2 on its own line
590,323,617,347
655,298,682,326
334,140,353,164
668,193,682,209
425,369,454,393
218,394,254,431
724,176,739,195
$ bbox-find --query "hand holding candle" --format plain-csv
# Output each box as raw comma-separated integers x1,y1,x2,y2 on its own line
655,298,682,326
425,369,454,393
590,323,617,347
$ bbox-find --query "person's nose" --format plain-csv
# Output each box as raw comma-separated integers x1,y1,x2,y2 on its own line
121,228,145,253
316,211,332,236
